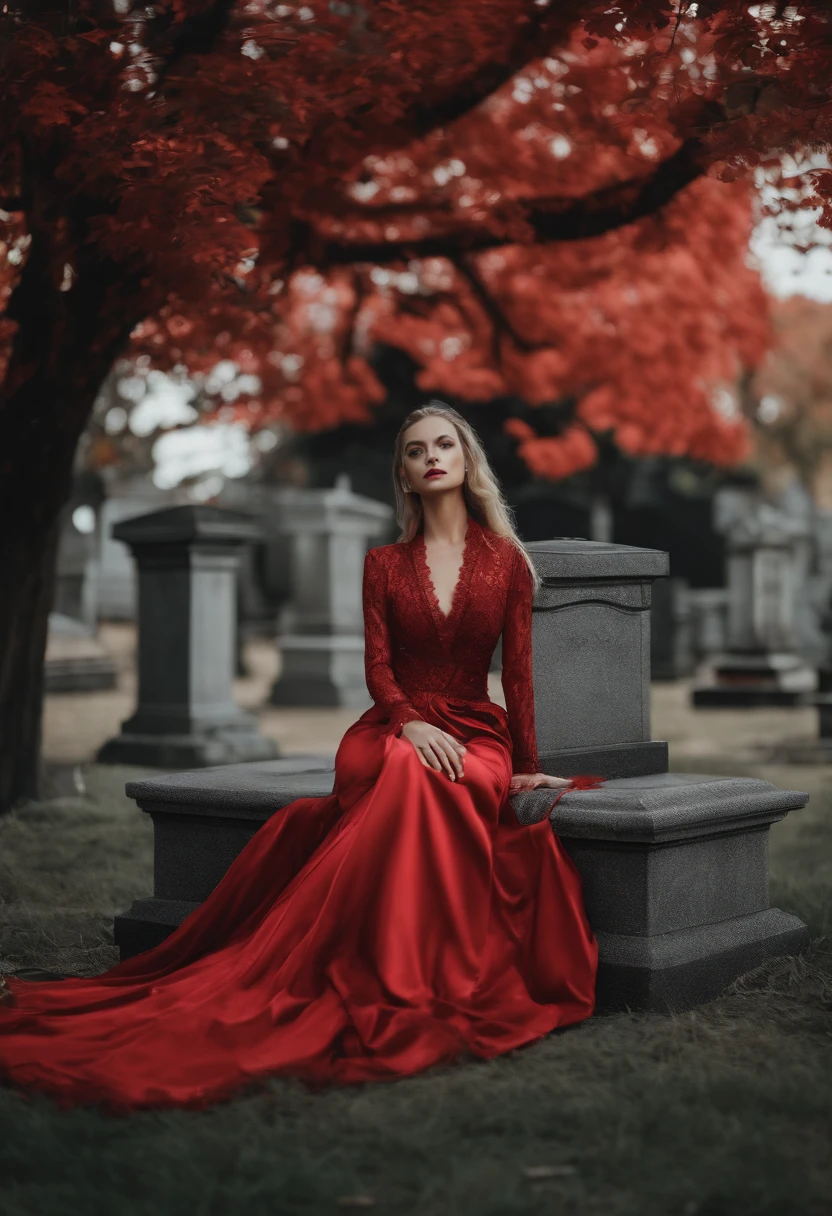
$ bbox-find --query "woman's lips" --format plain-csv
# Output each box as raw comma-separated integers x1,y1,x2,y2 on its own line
423,469,446,480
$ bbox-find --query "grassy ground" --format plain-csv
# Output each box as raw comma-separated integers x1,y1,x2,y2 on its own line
1,761,831,1216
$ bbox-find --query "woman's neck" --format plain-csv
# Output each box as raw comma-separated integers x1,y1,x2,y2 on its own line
420,491,469,546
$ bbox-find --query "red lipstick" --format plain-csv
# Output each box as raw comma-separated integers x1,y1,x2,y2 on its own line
424,469,446,480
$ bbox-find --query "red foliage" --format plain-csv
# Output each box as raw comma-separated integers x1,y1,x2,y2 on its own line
126,28,770,478
3,0,832,478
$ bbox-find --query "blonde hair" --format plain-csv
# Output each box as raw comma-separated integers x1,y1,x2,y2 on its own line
392,401,539,589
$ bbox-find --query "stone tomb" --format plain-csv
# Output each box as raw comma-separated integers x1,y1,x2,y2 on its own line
114,539,809,1013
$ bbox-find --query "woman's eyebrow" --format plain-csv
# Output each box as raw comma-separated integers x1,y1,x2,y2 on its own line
407,434,453,447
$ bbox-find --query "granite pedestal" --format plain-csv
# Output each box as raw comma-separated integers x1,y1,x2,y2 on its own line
98,505,278,768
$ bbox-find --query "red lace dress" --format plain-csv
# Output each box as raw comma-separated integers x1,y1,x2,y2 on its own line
0,516,597,1111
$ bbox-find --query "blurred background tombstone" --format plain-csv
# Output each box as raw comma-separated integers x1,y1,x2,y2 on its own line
686,587,730,667
98,505,278,767
96,479,184,620
45,476,117,693
693,501,816,706
269,474,395,707
650,576,694,681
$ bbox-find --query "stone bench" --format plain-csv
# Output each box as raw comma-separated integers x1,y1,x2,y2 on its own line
114,761,807,1014
113,539,810,1013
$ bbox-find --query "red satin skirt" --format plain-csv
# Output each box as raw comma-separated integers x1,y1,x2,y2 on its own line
0,698,597,1111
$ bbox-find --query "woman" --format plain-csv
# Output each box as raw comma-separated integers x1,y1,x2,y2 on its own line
0,402,597,1111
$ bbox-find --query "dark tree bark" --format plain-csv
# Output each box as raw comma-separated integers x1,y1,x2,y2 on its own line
0,200,144,810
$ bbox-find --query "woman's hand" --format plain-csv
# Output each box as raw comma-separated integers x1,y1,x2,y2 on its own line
401,720,466,780
508,772,571,795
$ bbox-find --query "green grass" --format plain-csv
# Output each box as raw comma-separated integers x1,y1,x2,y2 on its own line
1,762,831,1216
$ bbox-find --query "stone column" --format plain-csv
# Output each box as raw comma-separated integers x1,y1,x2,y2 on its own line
270,478,394,707
693,507,816,706
98,505,278,768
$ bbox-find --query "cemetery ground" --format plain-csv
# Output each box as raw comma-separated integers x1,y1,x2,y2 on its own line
1,635,831,1216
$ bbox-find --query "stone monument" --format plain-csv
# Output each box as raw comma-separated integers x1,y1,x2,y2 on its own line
650,576,694,681
46,499,117,693
270,476,394,707
98,505,279,768
112,539,809,1013
693,506,816,706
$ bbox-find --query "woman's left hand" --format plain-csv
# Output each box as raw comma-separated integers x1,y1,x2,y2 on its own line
508,772,571,795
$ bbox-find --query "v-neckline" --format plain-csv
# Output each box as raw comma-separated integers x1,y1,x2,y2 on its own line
412,517,481,644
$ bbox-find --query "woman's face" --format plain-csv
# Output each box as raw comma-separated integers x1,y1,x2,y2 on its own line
401,416,466,497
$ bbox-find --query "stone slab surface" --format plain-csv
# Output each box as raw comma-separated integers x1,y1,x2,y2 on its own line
527,538,669,582
512,771,808,840
113,504,262,547
127,755,336,813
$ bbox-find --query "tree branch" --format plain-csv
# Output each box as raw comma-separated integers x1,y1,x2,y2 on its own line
314,139,706,265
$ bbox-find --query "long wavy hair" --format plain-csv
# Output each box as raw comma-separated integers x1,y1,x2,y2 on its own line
392,401,539,589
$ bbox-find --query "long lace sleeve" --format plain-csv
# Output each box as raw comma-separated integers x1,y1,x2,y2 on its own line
501,546,540,774
363,548,425,737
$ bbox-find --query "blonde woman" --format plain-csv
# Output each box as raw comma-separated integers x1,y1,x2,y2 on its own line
0,402,597,1110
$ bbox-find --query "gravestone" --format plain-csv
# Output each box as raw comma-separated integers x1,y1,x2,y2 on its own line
113,539,809,1013
693,506,816,706
47,497,117,693
687,587,729,664
98,505,279,768
270,477,394,707
44,613,117,694
525,540,669,778
97,488,183,620
650,576,694,681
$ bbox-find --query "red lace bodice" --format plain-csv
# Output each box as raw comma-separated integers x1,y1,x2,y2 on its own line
362,515,540,774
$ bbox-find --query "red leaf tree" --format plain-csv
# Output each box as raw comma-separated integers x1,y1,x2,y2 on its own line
128,30,770,480
3,0,832,807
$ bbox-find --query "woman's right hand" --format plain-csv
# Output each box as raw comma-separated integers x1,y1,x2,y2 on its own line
401,720,466,781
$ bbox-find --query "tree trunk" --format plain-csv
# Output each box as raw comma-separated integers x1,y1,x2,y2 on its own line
0,520,60,808
0,220,144,810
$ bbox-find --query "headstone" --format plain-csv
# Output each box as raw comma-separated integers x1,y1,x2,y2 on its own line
693,505,816,706
49,492,117,692
650,576,694,681
97,488,183,620
270,477,395,707
97,505,279,767
55,506,97,630
687,587,729,663
44,613,117,694
113,539,810,1013
524,539,669,778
